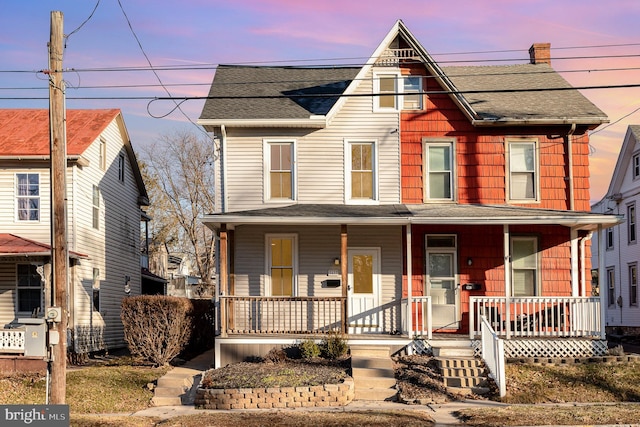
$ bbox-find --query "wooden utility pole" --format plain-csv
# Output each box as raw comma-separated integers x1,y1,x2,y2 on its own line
49,10,68,404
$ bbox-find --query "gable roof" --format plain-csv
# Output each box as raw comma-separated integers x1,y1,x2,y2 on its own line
594,125,640,206
0,233,88,259
0,108,149,206
0,109,119,156
198,20,607,131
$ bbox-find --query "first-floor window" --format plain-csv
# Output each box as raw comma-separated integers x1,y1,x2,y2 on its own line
630,264,638,306
17,264,43,313
267,235,296,296
607,267,616,307
511,237,538,296
93,267,100,312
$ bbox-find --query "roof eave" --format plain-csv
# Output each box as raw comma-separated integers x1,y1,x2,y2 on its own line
197,117,327,129
471,117,610,127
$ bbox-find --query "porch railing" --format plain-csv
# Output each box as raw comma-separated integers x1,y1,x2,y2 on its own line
401,296,432,339
0,329,25,354
220,296,345,335
469,296,602,339
480,315,506,397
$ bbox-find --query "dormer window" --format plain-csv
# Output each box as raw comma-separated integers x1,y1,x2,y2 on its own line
373,72,423,112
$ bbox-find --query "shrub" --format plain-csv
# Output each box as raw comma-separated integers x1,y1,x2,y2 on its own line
181,299,215,359
299,338,321,359
121,295,192,366
320,331,348,359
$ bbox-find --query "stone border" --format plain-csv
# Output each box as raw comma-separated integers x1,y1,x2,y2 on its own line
195,377,355,410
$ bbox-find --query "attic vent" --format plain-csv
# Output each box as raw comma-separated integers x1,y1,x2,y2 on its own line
376,48,418,66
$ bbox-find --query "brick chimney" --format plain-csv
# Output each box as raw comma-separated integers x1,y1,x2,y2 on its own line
529,43,551,65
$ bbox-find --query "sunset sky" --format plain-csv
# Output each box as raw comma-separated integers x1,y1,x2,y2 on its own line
1,0,638,203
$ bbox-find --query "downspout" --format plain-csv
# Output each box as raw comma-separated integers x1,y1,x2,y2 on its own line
566,123,576,211
220,125,228,213
580,231,593,296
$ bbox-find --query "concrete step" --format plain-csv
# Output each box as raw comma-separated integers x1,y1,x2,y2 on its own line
354,387,397,401
432,346,474,358
151,396,182,406
444,376,487,388
440,366,485,377
436,357,482,369
153,386,189,397
350,345,390,358
352,366,395,378
354,376,397,389
351,357,393,370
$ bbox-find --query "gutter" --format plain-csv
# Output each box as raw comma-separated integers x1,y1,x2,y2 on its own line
471,117,609,127
199,117,327,129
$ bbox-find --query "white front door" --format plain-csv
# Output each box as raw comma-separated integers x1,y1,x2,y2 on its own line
347,248,381,333
426,235,459,329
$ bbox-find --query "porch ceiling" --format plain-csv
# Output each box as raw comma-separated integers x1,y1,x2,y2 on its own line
202,203,622,231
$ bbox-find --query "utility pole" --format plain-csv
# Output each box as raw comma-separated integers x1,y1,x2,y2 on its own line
49,10,68,405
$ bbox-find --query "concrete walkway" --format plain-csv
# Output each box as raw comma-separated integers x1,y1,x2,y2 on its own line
150,349,215,406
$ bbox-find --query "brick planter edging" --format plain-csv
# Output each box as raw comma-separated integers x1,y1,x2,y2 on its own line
195,377,355,410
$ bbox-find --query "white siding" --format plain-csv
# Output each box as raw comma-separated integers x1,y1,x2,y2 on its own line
223,68,401,211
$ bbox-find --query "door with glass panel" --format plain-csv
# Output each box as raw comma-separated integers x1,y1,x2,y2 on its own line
347,248,381,333
425,235,459,329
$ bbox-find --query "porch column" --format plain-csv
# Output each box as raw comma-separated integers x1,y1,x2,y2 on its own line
406,225,413,336
570,228,579,296
598,225,606,340
341,224,348,334
504,224,511,339
219,225,228,337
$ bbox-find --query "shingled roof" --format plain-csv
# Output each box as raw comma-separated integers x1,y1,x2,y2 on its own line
199,22,607,129
199,65,360,121
0,109,120,156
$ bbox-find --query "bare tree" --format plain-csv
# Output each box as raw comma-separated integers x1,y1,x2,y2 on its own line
142,130,217,291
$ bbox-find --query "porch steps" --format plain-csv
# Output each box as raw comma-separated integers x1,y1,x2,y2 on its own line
152,367,201,406
350,345,397,401
431,341,490,396
435,358,490,396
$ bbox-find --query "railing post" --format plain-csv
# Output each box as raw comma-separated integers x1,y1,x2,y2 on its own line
220,297,228,338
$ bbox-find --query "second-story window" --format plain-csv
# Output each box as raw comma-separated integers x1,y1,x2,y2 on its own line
99,137,107,170
92,185,100,230
628,203,636,244
606,227,614,250
633,153,640,180
265,141,294,201
508,140,538,202
118,153,126,183
424,139,454,201
347,141,376,203
16,173,40,221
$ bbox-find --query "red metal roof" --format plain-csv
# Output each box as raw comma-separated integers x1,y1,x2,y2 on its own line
0,233,88,259
0,109,120,156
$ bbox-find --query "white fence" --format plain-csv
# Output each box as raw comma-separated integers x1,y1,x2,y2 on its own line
469,297,602,339
480,315,506,397
0,329,25,353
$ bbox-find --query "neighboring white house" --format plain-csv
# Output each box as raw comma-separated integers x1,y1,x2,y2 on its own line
0,109,149,354
592,125,640,335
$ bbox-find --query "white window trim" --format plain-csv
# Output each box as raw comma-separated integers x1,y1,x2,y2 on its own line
627,202,636,244
510,236,540,297
99,137,107,170
402,75,423,110
629,263,638,307
344,139,379,205
263,139,297,203
15,172,41,222
423,138,456,202
607,267,616,307
264,233,298,297
506,138,540,204
606,227,614,250
372,70,401,112
633,152,640,180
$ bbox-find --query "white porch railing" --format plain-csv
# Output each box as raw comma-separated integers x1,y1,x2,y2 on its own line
469,297,602,339
480,315,506,397
401,296,432,339
0,329,25,353
220,296,345,335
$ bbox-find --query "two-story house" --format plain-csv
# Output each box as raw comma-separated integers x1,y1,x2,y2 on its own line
0,109,148,362
592,125,640,338
198,21,620,368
